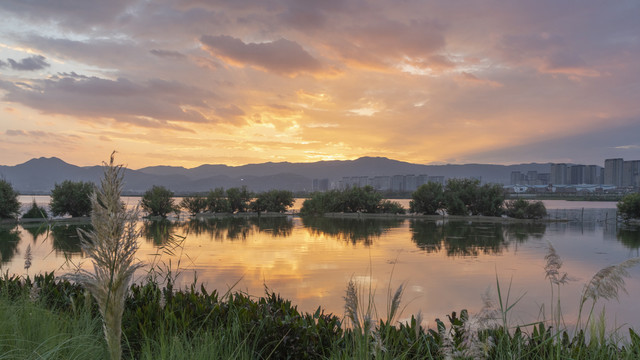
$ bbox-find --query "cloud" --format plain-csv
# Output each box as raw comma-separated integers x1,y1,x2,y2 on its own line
0,0,135,32
0,74,219,128
497,33,599,78
0,55,50,71
200,35,323,76
150,49,186,59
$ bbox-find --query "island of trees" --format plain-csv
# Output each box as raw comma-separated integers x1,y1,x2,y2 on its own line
4,176,640,221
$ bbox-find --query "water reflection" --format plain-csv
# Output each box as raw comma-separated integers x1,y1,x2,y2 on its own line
143,216,294,245
0,226,20,264
410,220,546,257
21,223,49,243
301,217,403,245
617,226,640,251
51,224,90,255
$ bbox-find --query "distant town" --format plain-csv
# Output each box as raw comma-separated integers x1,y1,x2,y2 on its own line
317,158,640,195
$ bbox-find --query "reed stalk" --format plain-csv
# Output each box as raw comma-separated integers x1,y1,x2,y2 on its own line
71,152,143,360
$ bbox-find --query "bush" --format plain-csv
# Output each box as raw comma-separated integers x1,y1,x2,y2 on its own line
205,188,230,213
300,186,399,215
22,200,48,219
618,193,640,221
226,186,253,213
443,178,505,216
251,189,295,213
504,199,547,219
443,178,480,216
141,185,177,218
379,200,406,214
474,183,505,217
410,182,443,215
0,179,20,219
180,195,207,216
50,180,93,217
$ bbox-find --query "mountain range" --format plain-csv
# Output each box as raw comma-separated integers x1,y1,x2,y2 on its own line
0,156,552,194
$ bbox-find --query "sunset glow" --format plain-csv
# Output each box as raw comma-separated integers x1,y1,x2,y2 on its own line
1,1,639,168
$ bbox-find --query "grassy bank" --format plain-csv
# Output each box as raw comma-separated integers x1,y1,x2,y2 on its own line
1,272,640,359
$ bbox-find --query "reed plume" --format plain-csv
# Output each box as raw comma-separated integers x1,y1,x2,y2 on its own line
544,242,568,286
71,152,143,360
577,257,640,332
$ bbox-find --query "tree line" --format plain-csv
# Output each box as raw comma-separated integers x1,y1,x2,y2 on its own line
7,177,640,220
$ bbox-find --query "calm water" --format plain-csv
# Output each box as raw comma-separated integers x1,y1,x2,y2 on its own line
4,197,640,333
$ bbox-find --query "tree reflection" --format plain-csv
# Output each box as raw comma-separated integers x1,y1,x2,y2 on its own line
148,216,294,244
616,226,640,250
410,220,547,257
0,225,21,264
301,216,402,246
142,220,179,246
51,223,90,255
22,223,49,242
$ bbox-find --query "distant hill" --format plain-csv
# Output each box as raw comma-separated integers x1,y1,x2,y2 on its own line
0,156,551,194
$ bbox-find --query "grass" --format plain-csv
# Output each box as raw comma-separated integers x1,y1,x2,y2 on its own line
0,293,105,359
0,268,640,359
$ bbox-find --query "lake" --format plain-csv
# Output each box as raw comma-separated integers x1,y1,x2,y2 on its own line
3,197,640,334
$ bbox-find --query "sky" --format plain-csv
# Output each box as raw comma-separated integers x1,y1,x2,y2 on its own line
0,0,639,169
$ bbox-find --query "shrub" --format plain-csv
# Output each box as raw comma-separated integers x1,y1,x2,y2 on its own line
504,199,547,219
22,200,48,219
301,186,395,215
141,185,177,218
0,179,20,219
410,182,443,215
180,195,207,216
251,189,295,213
379,200,406,214
443,178,505,216
443,178,479,216
50,180,93,217
474,183,505,217
618,193,640,221
226,186,253,213
205,187,230,213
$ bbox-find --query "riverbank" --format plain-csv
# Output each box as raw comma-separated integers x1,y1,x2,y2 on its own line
2,272,639,359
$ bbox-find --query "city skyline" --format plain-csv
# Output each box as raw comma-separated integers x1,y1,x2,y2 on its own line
1,1,639,168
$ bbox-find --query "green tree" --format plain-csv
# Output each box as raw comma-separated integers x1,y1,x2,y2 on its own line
251,190,295,213
50,180,93,217
180,195,207,216
378,200,406,214
618,193,640,221
444,178,479,216
504,199,547,219
205,188,230,213
0,179,20,219
22,200,48,219
474,183,505,217
410,182,444,215
343,185,382,213
226,186,253,213
141,185,176,218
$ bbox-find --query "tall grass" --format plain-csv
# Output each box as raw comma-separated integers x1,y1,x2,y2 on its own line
71,152,143,360
0,293,104,359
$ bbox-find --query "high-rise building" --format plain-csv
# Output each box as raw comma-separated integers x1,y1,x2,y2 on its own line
550,163,567,185
569,165,586,185
623,160,640,187
404,175,418,192
585,165,601,185
511,171,524,185
604,158,624,186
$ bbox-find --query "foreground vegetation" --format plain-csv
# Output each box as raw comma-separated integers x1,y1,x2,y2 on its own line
1,268,640,360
